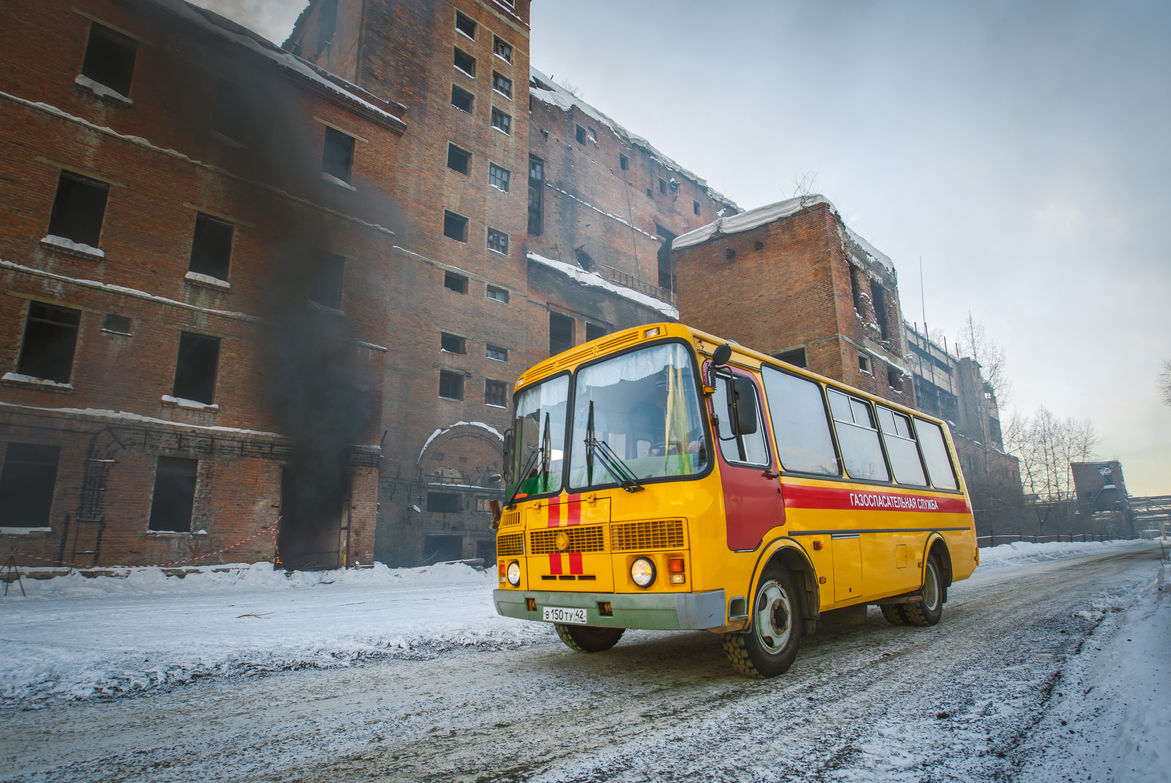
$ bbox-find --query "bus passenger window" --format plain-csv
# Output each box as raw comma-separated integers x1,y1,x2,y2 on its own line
712,375,769,466
827,390,889,481
877,406,927,485
761,366,839,475
915,418,959,490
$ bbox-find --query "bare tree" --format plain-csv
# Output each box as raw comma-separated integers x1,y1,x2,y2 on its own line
1160,359,1171,407
1005,407,1098,533
954,312,1011,405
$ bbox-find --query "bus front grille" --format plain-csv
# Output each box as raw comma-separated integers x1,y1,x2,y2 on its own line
499,510,521,527
497,532,525,557
529,526,605,554
611,519,685,551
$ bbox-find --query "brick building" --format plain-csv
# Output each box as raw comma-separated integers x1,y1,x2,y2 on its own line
0,0,405,569
673,196,912,406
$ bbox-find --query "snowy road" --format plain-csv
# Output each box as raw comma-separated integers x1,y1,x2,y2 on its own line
3,544,1167,782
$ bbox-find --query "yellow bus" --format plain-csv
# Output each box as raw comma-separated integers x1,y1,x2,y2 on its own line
493,323,978,677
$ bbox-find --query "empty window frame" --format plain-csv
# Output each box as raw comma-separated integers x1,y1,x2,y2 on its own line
0,443,60,527
81,22,137,96
443,210,468,242
451,84,474,112
761,366,839,475
210,81,247,142
47,170,109,248
488,162,510,191
877,406,927,486
493,35,513,62
444,271,468,293
455,10,476,39
17,302,81,384
528,156,544,235
858,352,872,374
549,311,573,355
915,418,959,490
490,107,511,135
486,343,508,362
693,200,701,216
447,143,471,174
172,332,220,405
575,124,588,144
321,127,355,184
827,389,889,481
485,379,507,407
619,154,629,171
871,281,890,339
492,71,512,98
101,313,132,335
486,285,509,303
487,227,509,254
188,213,233,280
439,370,465,400
585,322,607,342
426,491,460,513
658,178,667,194
453,47,476,77
310,253,345,309
441,332,466,354
773,348,807,369
148,456,197,532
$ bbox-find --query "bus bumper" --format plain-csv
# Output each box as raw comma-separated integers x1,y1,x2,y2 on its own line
493,588,727,630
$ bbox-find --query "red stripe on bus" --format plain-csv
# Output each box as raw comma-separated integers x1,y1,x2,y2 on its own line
567,494,581,526
568,552,583,575
782,483,971,514
548,552,562,575
547,496,560,528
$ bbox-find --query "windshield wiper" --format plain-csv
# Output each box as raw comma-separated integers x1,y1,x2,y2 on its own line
504,412,550,509
585,401,644,493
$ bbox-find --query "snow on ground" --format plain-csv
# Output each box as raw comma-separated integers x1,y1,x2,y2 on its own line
1,539,1166,762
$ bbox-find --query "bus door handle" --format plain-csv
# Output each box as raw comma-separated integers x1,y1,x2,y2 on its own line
762,470,779,479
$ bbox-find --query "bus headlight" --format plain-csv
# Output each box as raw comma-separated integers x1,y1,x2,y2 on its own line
506,560,521,586
631,557,656,588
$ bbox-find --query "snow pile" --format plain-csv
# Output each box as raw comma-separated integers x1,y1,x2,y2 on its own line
977,538,1157,568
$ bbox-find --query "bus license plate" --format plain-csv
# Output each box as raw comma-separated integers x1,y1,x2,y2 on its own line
543,606,588,624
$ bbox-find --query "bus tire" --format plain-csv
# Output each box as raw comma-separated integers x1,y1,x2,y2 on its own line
554,623,624,652
723,566,803,678
903,556,944,627
880,604,911,625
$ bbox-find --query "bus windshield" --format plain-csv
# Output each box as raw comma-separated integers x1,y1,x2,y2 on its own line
568,342,709,490
507,374,569,500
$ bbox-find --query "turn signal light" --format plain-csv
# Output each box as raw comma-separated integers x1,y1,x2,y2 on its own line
668,558,685,573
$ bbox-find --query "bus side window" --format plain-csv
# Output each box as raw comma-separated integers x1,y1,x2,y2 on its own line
712,374,769,466
877,406,928,486
914,418,959,490
827,389,890,481
761,365,840,476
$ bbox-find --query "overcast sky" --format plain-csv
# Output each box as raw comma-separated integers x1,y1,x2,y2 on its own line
198,0,1170,497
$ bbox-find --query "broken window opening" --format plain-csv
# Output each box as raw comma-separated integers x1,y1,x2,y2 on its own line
441,332,467,354
444,210,469,242
439,370,465,400
773,347,808,369
871,280,891,340
527,156,544,235
447,143,471,175
444,271,469,293
321,127,355,184
549,311,573,356
210,81,248,142
172,331,220,405
656,225,677,292
454,47,476,77
485,379,507,407
188,212,233,281
455,10,476,39
0,443,60,528
451,84,474,113
310,253,345,310
148,456,197,532
486,343,508,362
17,302,81,384
47,170,109,248
81,22,137,97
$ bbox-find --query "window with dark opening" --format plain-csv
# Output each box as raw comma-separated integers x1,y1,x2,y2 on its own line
210,81,247,142
773,347,807,368
188,213,233,281
0,443,60,528
148,456,197,532
321,127,354,184
528,156,544,235
492,71,512,98
454,47,476,77
888,365,903,391
656,225,676,292
102,313,132,335
849,266,865,313
549,312,573,355
487,228,508,254
444,271,468,293
620,154,629,171
451,84,474,112
488,162,510,191
172,332,220,405
455,10,476,39
441,332,466,354
871,281,890,339
486,285,509,303
576,124,587,144
315,0,337,54
494,36,513,62
443,210,468,242
81,22,137,97
427,492,461,513
490,107,511,134
485,379,507,407
17,302,81,384
446,143,471,174
858,353,872,374
310,253,345,309
658,178,667,194
486,343,508,362
47,170,109,248
693,200,701,216
439,370,465,400
585,322,607,342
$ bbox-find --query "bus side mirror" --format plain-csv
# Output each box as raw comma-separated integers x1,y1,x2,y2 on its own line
730,376,759,436
502,429,514,482
708,342,733,388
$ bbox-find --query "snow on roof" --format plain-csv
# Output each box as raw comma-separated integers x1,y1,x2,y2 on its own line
526,252,679,320
154,0,406,129
673,194,833,250
529,68,735,210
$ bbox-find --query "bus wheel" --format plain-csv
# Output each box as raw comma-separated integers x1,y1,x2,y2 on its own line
554,623,624,652
903,556,944,627
880,604,911,625
723,566,803,678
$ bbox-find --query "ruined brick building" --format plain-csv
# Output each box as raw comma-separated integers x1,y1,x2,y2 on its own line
0,0,1018,569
